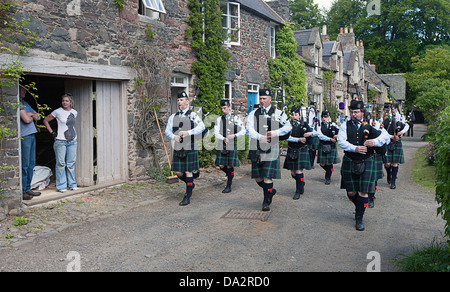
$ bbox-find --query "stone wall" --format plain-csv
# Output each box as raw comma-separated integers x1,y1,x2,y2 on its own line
0,83,22,215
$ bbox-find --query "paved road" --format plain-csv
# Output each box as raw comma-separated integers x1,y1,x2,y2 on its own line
0,124,445,272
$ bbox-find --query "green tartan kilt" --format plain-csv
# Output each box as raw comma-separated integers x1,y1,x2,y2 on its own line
215,150,240,167
340,155,377,194
251,156,281,179
317,143,341,164
386,139,405,164
374,153,384,180
309,136,320,150
171,150,199,172
283,146,311,170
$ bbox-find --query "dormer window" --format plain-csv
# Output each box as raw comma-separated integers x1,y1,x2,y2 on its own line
139,0,166,20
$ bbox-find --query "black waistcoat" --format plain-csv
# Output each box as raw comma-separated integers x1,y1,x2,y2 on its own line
344,120,380,160
172,110,195,149
288,121,309,149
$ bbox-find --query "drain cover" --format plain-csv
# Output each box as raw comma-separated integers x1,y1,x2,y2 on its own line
221,209,272,221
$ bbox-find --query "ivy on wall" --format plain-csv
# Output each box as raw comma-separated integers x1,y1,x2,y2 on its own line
185,0,231,112
268,23,307,106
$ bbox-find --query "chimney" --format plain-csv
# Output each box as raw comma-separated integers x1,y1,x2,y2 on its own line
350,24,354,33
368,60,376,71
344,27,348,34
340,27,343,34
321,25,330,42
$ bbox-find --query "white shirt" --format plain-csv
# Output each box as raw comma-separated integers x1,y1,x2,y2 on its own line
246,105,292,141
51,107,78,141
214,113,246,141
164,108,205,140
337,119,388,152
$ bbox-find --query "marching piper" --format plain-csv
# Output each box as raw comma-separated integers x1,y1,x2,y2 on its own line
283,105,313,200
307,101,320,168
380,103,409,189
317,110,340,185
247,88,292,211
337,99,389,231
165,91,205,206
214,99,246,193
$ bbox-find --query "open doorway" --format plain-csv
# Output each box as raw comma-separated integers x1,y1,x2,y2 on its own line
21,75,128,203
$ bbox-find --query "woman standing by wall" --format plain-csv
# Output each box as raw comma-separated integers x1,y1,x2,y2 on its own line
43,94,78,192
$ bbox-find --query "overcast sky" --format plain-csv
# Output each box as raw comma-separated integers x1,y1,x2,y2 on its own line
314,0,334,10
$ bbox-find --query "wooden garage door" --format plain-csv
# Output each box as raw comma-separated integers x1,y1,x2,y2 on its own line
96,81,127,184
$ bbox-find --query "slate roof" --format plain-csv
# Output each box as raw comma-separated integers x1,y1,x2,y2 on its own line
235,0,285,24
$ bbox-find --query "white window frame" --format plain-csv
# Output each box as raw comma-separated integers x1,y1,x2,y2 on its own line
270,25,276,58
139,0,166,20
221,2,240,46
224,81,233,104
314,46,320,76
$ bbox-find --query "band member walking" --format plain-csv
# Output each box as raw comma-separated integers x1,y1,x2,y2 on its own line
283,105,313,200
337,99,389,231
317,110,340,185
214,99,246,193
247,89,292,211
307,101,320,168
165,91,205,206
380,103,409,189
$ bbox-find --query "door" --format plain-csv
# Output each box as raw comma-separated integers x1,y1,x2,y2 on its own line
96,81,127,184
65,79,94,186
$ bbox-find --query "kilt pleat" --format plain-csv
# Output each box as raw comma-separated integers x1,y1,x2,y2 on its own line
340,155,377,193
385,139,405,164
171,150,199,172
374,153,384,179
215,150,240,166
309,136,320,150
317,143,341,164
252,157,281,179
283,146,311,170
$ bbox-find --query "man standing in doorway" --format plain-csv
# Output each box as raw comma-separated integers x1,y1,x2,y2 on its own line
19,86,41,200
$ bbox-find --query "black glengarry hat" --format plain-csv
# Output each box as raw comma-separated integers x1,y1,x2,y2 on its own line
259,88,271,97
220,99,230,106
177,91,188,99
349,99,364,110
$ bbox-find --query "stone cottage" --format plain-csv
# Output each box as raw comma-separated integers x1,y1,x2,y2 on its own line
0,0,286,213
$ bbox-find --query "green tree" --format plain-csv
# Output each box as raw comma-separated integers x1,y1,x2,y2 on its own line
268,23,307,105
289,0,325,30
405,45,450,125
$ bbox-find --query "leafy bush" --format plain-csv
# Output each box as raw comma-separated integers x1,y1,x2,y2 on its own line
423,142,438,166
434,106,450,244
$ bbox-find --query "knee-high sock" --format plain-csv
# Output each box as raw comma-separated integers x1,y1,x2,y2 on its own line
325,165,333,179
185,177,194,197
391,166,399,185
226,167,234,186
355,195,369,219
295,173,304,193
263,182,274,203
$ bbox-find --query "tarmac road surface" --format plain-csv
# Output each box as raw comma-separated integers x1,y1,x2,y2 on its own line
0,124,445,272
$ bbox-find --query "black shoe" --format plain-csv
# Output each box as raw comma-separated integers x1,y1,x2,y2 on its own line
325,178,331,185
293,192,301,200
22,192,33,200
390,183,396,189
222,185,231,193
262,203,270,211
368,198,374,208
355,217,365,231
27,190,41,196
179,194,190,206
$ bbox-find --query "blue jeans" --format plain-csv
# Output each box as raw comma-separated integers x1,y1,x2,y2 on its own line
54,139,77,191
21,134,36,192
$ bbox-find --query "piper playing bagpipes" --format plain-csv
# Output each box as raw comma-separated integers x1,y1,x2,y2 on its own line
165,90,205,206
247,87,292,211
214,99,246,193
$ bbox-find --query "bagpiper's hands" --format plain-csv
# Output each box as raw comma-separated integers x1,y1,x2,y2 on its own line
330,138,336,143
174,135,182,143
355,146,367,154
393,135,400,142
267,130,278,138
364,139,375,147
303,132,313,138
226,134,235,141
298,137,306,143
260,135,270,143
